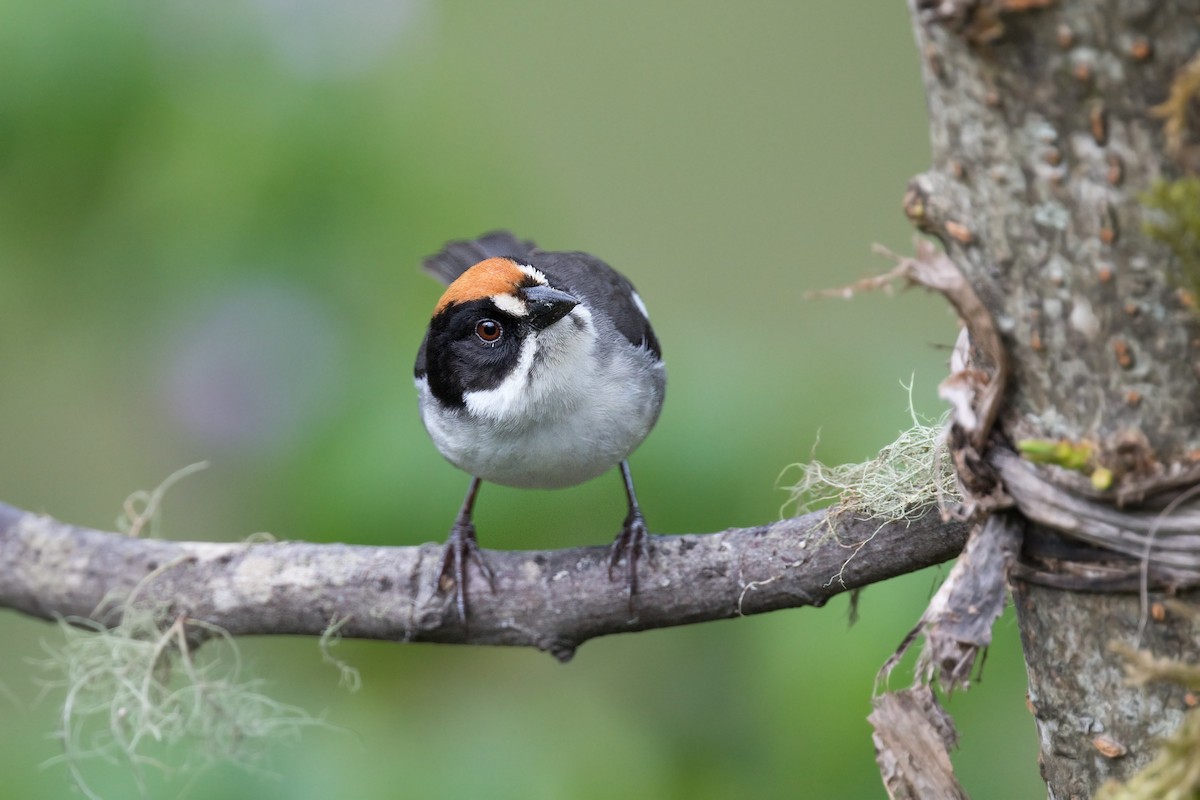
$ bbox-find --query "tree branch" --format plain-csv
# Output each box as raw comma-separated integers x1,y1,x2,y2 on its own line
0,500,967,661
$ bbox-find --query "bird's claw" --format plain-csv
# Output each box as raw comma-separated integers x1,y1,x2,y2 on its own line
608,510,651,612
439,519,496,629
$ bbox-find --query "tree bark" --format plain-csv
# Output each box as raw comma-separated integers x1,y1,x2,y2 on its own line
0,500,967,662
907,0,1200,795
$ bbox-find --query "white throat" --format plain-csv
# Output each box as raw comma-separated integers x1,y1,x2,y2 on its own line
463,305,597,424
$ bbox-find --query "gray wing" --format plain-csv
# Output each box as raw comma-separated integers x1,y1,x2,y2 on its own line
529,251,662,360
422,231,540,286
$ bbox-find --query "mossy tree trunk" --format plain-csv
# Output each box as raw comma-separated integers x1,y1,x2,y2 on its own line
906,1,1200,795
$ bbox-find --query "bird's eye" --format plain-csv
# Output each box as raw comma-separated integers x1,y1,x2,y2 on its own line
475,319,503,343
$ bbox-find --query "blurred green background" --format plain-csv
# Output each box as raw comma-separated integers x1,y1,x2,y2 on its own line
0,2,1042,798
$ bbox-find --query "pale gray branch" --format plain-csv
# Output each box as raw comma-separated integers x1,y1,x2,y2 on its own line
0,501,967,661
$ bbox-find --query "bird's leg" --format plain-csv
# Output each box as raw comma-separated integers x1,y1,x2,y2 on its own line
608,460,651,610
439,477,495,627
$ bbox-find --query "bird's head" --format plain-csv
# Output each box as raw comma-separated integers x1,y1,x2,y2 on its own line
417,257,583,414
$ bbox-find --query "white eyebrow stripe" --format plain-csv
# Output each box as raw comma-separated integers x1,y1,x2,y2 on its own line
491,292,528,316
516,263,549,285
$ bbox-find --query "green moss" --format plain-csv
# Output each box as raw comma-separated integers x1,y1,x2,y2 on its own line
1142,178,1200,306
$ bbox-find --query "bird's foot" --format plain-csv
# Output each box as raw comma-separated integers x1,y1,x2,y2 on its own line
439,518,496,628
608,509,652,612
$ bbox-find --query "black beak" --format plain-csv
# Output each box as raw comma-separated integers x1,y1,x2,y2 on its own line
523,285,578,330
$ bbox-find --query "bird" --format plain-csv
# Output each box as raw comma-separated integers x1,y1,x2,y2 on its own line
414,231,666,625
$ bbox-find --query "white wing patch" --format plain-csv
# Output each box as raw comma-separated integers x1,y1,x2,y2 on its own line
631,291,650,320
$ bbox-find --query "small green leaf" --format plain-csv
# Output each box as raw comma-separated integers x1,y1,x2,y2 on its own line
1017,438,1094,471
1090,466,1114,491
